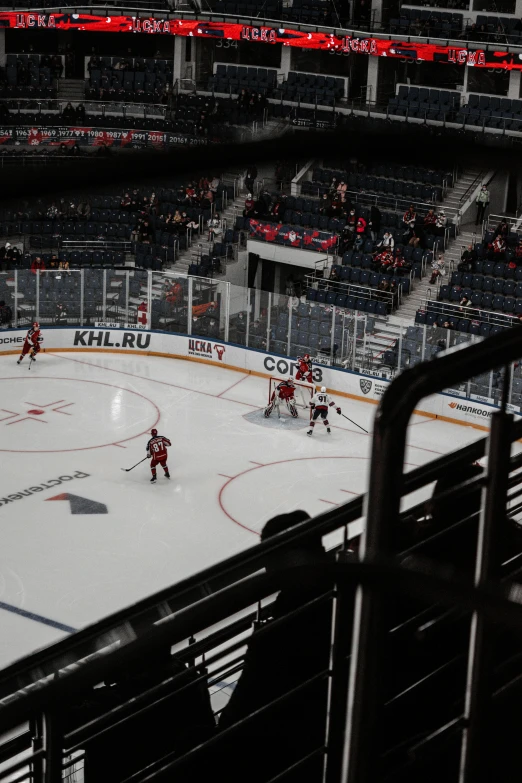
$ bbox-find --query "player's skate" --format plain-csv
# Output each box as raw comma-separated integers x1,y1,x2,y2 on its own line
16,357,22,365
307,428,313,436
150,475,157,483
164,470,170,479
326,427,331,434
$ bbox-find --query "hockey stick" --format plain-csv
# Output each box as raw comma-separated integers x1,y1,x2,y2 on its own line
341,413,369,434
121,457,149,473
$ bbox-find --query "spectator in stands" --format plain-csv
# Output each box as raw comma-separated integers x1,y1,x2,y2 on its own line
458,244,477,272
337,180,348,195
46,203,59,219
378,250,394,274
207,213,222,242
515,238,522,262
329,266,340,284
55,302,67,325
76,104,86,124
494,217,509,239
424,208,437,228
0,299,12,328
49,255,59,269
30,256,46,275
402,205,416,230
435,210,447,236
459,294,472,309
87,55,100,74
475,184,490,225
209,175,220,194
62,103,75,123
369,204,381,241
218,510,335,783
5,244,20,267
121,192,131,210
489,234,506,258
392,253,407,276
245,165,258,194
244,193,255,217
58,260,70,275
77,202,90,220
376,231,394,251
138,219,153,244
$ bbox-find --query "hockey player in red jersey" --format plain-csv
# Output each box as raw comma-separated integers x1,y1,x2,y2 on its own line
264,377,299,418
17,322,43,365
295,354,313,384
307,386,341,436
147,428,172,483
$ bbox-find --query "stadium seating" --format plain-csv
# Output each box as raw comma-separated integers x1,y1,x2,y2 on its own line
456,94,522,131
275,71,346,106
388,85,461,121
207,64,278,96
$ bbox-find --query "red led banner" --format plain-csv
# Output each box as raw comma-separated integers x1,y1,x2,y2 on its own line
1,12,522,69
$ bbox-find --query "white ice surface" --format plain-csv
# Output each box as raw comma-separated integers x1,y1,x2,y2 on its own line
0,351,488,668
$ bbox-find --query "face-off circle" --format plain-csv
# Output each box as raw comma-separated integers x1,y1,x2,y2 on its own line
0,377,160,452
218,456,370,535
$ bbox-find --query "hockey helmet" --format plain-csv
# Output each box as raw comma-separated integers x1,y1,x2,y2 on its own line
33,321,39,329
287,376,295,385
321,386,326,393
151,428,158,437
303,353,310,361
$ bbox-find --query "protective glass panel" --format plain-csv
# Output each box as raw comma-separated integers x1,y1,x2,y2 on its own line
191,277,226,342
151,271,189,334
39,269,82,327
249,288,271,352
228,282,249,347
83,267,108,326
16,267,37,328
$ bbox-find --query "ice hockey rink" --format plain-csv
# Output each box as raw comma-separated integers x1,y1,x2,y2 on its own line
0,350,494,668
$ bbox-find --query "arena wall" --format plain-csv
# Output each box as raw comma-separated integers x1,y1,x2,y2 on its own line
0,326,513,431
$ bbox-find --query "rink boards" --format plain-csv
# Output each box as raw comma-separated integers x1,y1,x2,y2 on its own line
0,326,513,431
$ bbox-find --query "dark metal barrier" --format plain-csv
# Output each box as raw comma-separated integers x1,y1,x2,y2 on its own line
1,328,522,783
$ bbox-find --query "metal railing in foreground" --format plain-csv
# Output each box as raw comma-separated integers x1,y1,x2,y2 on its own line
1,328,522,782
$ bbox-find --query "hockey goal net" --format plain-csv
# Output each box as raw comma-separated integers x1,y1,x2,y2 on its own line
268,376,315,410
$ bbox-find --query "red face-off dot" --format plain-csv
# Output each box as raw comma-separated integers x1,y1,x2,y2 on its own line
28,409,45,415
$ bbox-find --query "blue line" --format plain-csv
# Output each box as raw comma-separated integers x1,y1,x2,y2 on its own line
0,601,77,634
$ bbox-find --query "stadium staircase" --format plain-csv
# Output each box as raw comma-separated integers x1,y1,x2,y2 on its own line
57,79,86,102
358,168,484,369
165,176,247,276
393,167,483,324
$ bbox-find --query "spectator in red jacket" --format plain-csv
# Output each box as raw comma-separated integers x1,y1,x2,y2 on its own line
30,256,46,275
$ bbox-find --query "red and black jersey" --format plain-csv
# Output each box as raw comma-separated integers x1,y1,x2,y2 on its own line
276,381,296,401
25,326,41,346
296,356,312,375
146,434,172,459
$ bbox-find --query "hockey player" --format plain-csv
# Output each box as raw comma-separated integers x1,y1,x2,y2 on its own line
307,386,341,436
147,428,172,483
264,377,299,419
295,353,313,384
17,322,43,365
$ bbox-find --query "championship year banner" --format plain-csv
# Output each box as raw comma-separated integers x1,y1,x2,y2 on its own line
0,125,209,148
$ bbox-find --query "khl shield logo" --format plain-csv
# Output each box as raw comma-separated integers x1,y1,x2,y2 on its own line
360,379,372,395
